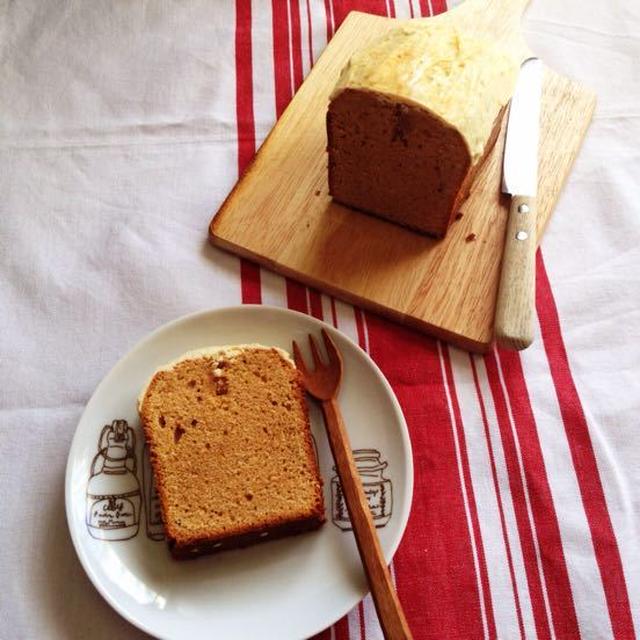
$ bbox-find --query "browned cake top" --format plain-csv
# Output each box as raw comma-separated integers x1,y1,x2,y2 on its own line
139,346,324,547
332,21,519,161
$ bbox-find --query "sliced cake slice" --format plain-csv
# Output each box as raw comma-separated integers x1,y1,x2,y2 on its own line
138,344,325,559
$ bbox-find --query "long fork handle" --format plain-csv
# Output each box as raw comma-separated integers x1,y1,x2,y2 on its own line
321,398,413,640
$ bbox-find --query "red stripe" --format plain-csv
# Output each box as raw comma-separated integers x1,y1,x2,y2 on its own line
330,0,389,27
484,350,553,640
407,0,415,18
330,0,346,30
285,280,307,313
289,0,304,89
417,0,447,16
358,603,366,640
334,615,350,640
388,0,396,18
235,0,262,304
365,315,488,639
536,251,635,639
442,345,497,640
309,289,324,319
469,355,526,639
235,0,255,176
310,630,332,640
240,261,262,304
272,0,293,117
495,345,581,639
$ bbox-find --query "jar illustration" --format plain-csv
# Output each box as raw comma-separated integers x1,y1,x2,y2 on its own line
86,419,141,541
143,442,165,541
331,449,393,530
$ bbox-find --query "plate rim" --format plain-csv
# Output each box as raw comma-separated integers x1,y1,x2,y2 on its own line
65,304,414,639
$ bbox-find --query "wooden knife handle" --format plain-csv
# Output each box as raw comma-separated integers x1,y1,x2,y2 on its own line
494,195,537,350
321,398,413,640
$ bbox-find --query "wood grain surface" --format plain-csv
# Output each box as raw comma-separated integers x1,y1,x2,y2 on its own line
494,195,538,350
210,0,596,352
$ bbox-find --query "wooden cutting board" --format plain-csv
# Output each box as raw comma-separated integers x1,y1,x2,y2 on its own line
210,0,595,352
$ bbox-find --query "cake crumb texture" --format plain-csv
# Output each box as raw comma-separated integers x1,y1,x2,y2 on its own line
139,346,325,558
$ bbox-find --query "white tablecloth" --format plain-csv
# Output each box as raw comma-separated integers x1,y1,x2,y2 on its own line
1,1,638,638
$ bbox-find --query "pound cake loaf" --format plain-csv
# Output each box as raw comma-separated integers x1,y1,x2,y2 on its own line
327,21,519,237
139,344,325,559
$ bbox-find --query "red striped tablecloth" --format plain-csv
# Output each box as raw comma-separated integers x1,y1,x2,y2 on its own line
1,1,637,639
235,2,637,638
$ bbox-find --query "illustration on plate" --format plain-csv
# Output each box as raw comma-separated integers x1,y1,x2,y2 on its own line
331,449,393,530
86,419,141,540
142,442,165,541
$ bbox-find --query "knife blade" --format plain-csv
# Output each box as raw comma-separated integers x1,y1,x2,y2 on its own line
502,57,543,198
494,57,544,350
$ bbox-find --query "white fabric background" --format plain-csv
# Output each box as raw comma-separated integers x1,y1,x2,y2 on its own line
1,1,638,639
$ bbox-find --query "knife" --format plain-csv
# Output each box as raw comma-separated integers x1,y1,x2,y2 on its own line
495,57,544,350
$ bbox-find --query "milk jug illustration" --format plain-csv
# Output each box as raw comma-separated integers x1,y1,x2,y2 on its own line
143,442,165,541
86,419,141,540
331,449,393,530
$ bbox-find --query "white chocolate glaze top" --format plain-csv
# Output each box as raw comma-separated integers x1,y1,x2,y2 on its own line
138,344,294,407
331,21,519,161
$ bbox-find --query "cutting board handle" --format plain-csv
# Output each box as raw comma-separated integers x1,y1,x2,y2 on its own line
413,0,532,60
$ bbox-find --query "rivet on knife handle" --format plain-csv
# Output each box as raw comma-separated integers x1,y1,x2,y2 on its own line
494,195,536,350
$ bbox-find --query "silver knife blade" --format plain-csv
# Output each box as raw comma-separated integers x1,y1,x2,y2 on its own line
502,57,543,197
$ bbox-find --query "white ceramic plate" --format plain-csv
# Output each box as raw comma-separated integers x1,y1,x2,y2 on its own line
66,305,413,640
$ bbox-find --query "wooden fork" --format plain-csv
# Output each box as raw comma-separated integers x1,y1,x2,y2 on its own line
293,329,413,640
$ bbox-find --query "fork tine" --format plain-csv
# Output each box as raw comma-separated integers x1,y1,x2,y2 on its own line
292,340,308,376
308,334,324,369
321,328,343,369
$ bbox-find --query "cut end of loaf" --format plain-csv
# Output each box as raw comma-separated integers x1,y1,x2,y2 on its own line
139,345,325,559
327,89,471,237
327,88,507,238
